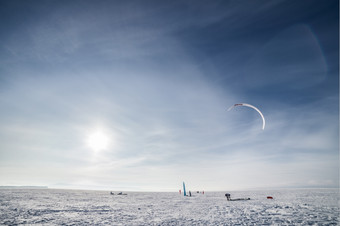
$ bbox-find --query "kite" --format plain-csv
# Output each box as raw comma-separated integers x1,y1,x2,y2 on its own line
228,103,265,130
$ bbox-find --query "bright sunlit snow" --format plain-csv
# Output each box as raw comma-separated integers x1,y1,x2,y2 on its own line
0,188,338,225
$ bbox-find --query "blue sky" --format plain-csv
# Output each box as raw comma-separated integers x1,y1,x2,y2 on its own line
0,0,338,191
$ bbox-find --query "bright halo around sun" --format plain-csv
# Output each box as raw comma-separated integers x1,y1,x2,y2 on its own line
87,130,109,152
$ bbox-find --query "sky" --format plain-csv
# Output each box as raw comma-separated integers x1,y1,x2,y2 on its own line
0,0,338,191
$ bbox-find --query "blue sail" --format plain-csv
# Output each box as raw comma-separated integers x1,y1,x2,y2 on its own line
183,182,186,196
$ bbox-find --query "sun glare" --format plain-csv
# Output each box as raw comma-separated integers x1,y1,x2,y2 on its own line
87,131,109,152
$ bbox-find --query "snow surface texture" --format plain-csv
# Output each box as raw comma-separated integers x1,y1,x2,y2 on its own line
0,189,338,225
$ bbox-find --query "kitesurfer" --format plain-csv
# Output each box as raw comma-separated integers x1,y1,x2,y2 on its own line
225,193,231,201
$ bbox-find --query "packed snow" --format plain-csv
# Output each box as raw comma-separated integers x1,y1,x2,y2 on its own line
0,188,338,225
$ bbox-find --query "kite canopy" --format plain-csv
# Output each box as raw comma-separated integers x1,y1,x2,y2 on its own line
228,103,265,130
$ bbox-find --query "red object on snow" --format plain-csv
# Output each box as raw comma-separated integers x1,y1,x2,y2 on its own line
267,196,273,199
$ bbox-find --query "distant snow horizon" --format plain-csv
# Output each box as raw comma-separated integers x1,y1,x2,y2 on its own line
0,186,48,189
42,185,340,192
1,184,338,193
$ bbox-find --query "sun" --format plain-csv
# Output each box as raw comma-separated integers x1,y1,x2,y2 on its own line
87,130,109,152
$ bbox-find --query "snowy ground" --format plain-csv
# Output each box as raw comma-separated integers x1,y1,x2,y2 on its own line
0,188,338,225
